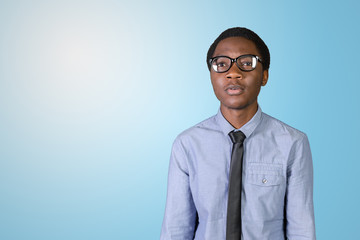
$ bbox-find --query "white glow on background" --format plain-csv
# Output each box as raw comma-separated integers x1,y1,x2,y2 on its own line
16,7,116,112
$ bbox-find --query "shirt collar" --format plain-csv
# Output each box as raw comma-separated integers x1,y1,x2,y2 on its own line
215,106,263,138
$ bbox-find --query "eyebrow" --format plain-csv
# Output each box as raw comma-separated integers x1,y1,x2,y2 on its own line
213,48,255,56
212,53,255,58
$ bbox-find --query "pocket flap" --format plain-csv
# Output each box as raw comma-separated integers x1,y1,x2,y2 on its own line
246,173,284,186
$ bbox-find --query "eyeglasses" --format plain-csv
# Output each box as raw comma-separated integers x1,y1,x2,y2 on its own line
209,54,262,73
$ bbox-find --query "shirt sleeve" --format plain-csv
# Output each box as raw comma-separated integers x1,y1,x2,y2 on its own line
285,134,316,240
160,137,197,240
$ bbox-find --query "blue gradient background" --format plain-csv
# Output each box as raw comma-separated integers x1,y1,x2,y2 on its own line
0,0,359,239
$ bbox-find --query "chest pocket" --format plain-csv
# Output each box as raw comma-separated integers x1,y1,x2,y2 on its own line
243,162,286,220
245,162,285,186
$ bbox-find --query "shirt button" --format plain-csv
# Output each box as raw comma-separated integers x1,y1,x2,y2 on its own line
262,178,267,184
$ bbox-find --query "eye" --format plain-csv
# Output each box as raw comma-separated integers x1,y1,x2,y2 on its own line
211,57,231,72
214,57,230,68
240,61,252,66
217,61,228,67
237,56,256,70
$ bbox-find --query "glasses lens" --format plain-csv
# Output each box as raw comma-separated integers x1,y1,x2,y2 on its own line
237,55,256,71
212,57,231,73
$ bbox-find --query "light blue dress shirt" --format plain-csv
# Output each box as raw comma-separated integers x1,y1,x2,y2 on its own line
160,106,315,240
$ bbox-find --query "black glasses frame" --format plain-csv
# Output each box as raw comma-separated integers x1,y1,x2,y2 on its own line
209,54,263,73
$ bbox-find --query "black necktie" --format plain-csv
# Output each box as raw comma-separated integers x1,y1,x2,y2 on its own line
226,130,246,240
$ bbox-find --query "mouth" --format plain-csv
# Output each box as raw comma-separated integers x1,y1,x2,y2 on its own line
225,85,244,95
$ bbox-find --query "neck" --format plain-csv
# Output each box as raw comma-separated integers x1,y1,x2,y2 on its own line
220,103,258,129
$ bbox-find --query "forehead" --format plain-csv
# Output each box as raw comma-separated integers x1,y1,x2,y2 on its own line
213,37,259,58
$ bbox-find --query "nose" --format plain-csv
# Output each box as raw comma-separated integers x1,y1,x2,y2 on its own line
226,62,243,79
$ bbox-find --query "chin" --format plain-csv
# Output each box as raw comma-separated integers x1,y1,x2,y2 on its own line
222,100,257,111
222,104,248,110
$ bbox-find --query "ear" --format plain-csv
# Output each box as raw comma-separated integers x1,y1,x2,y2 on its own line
261,69,269,86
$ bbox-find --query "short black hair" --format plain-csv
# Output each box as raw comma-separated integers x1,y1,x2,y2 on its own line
206,27,270,71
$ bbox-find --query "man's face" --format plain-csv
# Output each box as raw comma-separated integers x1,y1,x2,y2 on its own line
210,37,268,112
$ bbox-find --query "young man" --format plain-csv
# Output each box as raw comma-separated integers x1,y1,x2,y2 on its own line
160,27,315,240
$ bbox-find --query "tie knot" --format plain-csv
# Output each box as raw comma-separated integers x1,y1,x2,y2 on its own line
228,130,246,144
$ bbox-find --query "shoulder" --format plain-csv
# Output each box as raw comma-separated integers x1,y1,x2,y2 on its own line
257,112,312,166
259,112,308,143
172,113,221,147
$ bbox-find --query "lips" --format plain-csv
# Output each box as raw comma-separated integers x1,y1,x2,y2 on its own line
225,85,244,95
